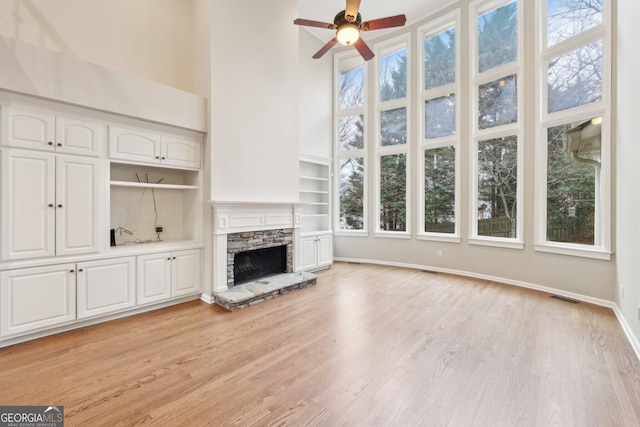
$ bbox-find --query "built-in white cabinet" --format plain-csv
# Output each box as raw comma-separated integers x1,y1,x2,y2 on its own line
300,233,333,271
76,257,136,320
0,96,204,347
109,125,201,169
0,264,77,337
2,106,101,156
137,249,201,306
1,149,100,260
298,155,333,271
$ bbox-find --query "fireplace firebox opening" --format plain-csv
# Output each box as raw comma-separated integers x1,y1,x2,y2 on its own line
233,245,287,286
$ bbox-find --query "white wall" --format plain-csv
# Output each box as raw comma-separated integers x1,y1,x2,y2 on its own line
615,1,640,346
208,0,299,203
0,0,195,93
299,29,333,159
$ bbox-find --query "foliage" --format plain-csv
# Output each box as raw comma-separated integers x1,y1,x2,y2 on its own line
424,147,456,232
380,154,407,231
424,28,456,90
546,124,596,244
477,2,517,73
477,136,518,238
339,157,365,230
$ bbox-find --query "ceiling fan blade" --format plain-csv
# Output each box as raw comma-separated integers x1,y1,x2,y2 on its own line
361,14,407,31
345,0,362,22
312,38,338,59
294,18,335,29
353,38,374,61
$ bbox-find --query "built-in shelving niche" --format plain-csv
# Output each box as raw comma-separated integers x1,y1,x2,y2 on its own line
109,163,200,246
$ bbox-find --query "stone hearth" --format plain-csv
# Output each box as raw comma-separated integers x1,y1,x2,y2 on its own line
214,271,317,311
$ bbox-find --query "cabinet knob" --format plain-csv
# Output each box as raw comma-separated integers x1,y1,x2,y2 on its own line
58,204,63,208
78,268,84,272
172,256,176,260
167,257,171,260
69,269,75,273
48,141,53,146
156,156,160,159
57,143,62,147
49,203,54,207
161,157,166,160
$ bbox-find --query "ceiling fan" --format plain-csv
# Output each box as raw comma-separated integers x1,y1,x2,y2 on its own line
294,0,407,61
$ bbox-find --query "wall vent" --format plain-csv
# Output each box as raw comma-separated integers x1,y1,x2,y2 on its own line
550,295,580,304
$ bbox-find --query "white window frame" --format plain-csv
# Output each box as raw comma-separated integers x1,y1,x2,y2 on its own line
469,0,524,249
374,35,411,239
533,0,611,260
417,11,461,243
335,52,368,236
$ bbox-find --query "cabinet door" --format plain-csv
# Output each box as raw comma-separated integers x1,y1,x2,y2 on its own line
55,116,101,157
316,234,333,267
56,155,100,256
1,149,56,260
77,257,135,319
299,236,318,271
4,106,55,151
160,135,201,169
137,253,171,305
171,249,201,297
108,125,160,164
0,264,76,337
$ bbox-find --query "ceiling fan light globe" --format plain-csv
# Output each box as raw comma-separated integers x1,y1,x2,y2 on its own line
336,24,360,45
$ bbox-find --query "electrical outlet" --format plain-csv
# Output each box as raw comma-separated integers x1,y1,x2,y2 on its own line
637,306,640,320
437,250,443,258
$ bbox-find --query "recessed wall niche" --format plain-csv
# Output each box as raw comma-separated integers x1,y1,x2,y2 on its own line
109,163,200,246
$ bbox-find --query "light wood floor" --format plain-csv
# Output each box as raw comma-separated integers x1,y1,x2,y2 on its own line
2,262,640,426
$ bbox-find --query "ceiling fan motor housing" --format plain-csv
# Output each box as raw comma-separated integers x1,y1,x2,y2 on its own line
334,10,362,27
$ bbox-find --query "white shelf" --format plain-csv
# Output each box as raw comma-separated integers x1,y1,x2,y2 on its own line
300,175,329,182
110,180,199,190
300,189,329,195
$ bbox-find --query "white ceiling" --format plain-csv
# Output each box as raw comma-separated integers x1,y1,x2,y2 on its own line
297,0,440,43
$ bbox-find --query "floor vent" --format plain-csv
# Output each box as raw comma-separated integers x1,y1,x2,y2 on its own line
550,295,580,304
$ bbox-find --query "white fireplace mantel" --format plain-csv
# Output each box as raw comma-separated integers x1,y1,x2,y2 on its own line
209,201,302,235
206,201,303,297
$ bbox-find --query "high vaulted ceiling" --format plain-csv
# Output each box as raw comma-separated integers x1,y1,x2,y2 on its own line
297,0,442,42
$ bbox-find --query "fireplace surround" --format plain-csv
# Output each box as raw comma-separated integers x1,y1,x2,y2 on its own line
208,201,303,296
227,229,293,287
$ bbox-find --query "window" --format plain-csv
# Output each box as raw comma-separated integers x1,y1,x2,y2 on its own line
336,55,367,232
471,0,522,245
536,0,610,258
419,13,459,238
376,41,409,235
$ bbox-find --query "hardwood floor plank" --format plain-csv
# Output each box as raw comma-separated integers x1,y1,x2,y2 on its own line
1,262,639,426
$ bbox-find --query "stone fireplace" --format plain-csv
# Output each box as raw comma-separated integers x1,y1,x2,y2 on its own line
208,201,303,295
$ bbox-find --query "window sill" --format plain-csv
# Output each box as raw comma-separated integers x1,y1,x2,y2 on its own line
468,237,524,250
334,230,369,237
534,243,611,260
417,234,461,243
373,232,411,239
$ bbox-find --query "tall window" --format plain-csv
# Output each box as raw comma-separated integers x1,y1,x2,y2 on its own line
537,0,609,257
376,41,408,234
420,14,459,238
471,0,522,245
336,55,367,232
